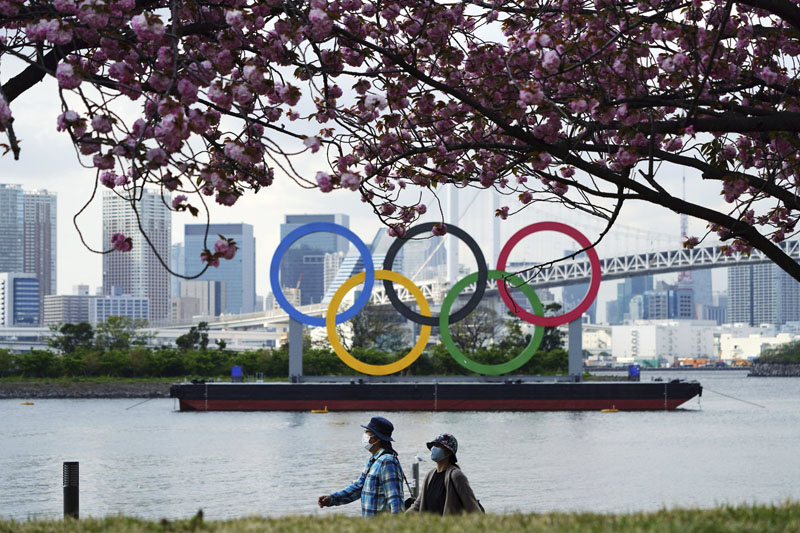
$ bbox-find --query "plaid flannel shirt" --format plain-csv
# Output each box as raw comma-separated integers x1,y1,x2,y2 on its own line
329,449,404,516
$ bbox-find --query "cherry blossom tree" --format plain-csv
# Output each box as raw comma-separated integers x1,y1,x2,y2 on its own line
2,0,800,280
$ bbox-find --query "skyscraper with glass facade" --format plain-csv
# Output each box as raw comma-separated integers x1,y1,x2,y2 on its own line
728,263,800,326
0,185,57,323
184,223,255,314
170,242,185,299
23,189,57,316
0,272,40,326
279,214,350,306
102,190,171,321
0,184,24,274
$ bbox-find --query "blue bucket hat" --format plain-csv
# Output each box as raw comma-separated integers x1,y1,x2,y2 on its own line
361,416,394,442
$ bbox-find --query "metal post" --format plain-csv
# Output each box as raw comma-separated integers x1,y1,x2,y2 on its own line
63,461,79,519
412,461,420,499
288,318,303,381
568,318,583,382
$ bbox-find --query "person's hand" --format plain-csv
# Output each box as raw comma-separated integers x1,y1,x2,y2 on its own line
318,495,332,508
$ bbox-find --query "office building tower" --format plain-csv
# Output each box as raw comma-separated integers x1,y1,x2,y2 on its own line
179,280,226,317
564,283,598,323
44,285,94,325
323,251,345,296
23,189,57,298
171,242,185,298
0,184,24,273
728,263,800,326
184,223,255,314
280,214,349,306
0,272,40,326
89,286,149,325
640,282,694,320
103,189,171,321
609,275,653,324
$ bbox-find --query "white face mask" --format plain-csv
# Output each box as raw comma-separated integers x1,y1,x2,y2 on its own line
362,432,374,451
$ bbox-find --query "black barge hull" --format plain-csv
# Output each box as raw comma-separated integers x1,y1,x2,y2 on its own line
170,380,702,411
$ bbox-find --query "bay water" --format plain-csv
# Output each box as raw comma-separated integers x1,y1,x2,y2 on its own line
1,370,798,521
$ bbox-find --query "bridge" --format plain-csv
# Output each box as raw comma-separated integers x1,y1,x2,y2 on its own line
158,240,799,331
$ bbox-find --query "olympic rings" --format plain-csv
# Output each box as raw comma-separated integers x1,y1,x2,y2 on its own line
270,222,374,327
439,270,545,375
382,222,487,326
327,270,432,376
496,221,601,327
270,220,602,376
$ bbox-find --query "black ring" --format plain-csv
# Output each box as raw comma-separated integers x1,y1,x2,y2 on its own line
382,222,488,326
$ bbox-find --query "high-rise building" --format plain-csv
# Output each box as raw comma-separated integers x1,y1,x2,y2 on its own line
323,251,345,297
0,272,40,326
184,223,255,314
728,264,800,326
23,189,57,295
280,214,349,306
44,294,92,326
0,184,24,273
23,189,57,320
103,190,171,321
90,286,149,325
170,242,185,299
179,280,226,317
609,275,653,324
641,282,694,320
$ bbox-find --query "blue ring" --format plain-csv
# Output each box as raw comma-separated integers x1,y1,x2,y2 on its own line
270,222,374,326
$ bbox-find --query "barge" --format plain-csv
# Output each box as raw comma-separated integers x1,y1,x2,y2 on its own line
169,379,702,411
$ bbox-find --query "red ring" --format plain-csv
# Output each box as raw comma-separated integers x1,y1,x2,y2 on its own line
496,222,601,327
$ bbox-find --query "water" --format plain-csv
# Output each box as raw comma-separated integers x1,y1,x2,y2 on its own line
1,370,798,521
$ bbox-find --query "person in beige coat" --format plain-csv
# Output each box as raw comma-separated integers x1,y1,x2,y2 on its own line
405,433,483,515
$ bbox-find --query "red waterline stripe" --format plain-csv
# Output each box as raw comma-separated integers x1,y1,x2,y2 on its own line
179,398,691,412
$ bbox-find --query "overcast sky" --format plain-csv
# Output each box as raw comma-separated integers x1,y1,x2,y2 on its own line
0,77,729,321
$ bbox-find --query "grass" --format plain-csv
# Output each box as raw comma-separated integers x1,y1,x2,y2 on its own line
1,502,799,533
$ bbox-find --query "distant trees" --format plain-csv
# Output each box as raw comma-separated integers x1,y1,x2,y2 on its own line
757,342,800,364
48,322,95,354
447,305,503,353
94,316,151,351
175,322,210,352
335,302,409,352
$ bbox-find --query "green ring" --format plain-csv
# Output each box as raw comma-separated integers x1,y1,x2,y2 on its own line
439,270,544,375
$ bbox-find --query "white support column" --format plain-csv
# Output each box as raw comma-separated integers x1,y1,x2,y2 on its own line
492,193,501,267
568,318,583,381
447,187,459,284
289,317,303,381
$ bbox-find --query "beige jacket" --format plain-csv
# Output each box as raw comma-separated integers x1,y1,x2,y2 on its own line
405,464,482,515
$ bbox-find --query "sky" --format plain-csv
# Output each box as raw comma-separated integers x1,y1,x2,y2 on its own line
0,76,730,322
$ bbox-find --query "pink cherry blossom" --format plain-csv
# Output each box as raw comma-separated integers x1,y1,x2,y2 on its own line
304,136,322,153
111,233,133,252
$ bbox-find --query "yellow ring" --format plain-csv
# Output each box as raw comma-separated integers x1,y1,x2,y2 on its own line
326,269,431,376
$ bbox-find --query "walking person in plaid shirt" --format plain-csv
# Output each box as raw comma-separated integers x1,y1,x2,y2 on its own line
317,416,404,516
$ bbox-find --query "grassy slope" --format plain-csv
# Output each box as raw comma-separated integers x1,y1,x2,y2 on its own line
2,502,799,533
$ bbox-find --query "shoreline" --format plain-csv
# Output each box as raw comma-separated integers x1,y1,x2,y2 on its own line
0,381,172,399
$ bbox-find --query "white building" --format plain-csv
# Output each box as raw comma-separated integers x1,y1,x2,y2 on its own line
103,189,171,321
717,323,800,360
89,288,149,325
612,320,716,364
